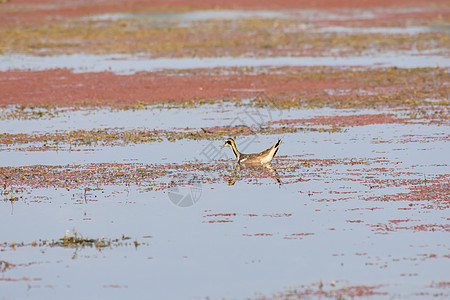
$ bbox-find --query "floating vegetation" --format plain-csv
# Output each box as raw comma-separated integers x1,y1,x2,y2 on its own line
364,179,450,210
0,16,448,57
0,230,145,253
266,281,388,299
1,109,447,151
52,230,142,250
1,177,24,203
270,113,407,127
0,67,447,121
0,124,344,150
0,260,36,274
369,222,450,234
0,158,362,190
0,157,446,202
0,104,84,120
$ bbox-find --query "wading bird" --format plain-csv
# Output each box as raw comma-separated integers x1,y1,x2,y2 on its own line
221,137,281,165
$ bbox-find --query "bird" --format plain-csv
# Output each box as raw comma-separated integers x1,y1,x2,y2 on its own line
221,137,281,165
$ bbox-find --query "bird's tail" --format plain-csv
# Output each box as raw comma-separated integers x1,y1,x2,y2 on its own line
272,138,282,157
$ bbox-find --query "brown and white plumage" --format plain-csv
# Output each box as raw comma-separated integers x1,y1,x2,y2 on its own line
221,138,281,165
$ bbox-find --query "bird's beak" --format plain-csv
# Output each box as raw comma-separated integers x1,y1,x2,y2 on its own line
220,143,226,149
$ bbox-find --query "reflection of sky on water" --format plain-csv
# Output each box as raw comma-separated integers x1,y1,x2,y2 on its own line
1,53,448,74
0,168,448,299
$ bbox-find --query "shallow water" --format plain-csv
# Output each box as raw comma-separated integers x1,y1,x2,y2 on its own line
0,105,372,134
0,121,448,168
1,105,447,167
83,8,432,23
1,182,448,299
82,9,351,23
1,177,449,299
1,103,449,299
1,53,448,74
85,10,289,22
1,4,449,297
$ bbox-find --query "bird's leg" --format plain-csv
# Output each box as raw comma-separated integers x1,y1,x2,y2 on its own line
226,162,241,186
263,163,282,187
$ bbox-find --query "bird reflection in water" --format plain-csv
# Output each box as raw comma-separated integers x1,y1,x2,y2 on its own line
227,162,282,187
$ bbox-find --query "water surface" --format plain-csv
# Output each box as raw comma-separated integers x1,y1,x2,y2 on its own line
1,53,448,74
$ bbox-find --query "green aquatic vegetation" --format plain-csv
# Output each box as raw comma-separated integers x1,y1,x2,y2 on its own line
0,17,447,56
52,230,139,250
0,104,63,120
0,123,343,150
55,230,108,249
1,104,447,152
0,230,146,252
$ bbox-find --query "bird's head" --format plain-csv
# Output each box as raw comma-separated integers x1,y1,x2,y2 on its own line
220,138,234,149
